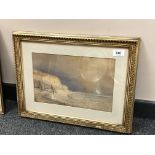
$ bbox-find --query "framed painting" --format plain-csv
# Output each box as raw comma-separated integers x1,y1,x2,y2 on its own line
0,68,4,114
13,31,140,133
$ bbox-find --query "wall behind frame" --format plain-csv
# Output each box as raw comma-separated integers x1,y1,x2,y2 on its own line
0,19,154,101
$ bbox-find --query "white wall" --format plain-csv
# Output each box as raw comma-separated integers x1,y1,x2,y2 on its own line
0,19,154,101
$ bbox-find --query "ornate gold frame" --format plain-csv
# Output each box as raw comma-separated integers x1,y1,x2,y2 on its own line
13,31,140,133
0,67,4,114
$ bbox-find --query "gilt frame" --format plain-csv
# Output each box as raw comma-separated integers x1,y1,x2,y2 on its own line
0,68,4,114
13,31,140,133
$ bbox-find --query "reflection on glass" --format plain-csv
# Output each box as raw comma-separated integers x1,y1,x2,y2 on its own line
32,53,115,112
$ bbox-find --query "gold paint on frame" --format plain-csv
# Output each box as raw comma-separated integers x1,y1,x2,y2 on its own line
13,31,140,133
